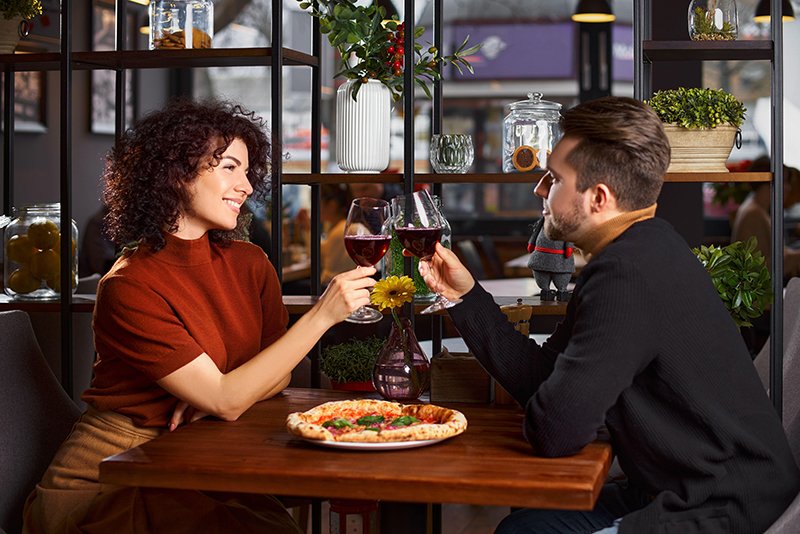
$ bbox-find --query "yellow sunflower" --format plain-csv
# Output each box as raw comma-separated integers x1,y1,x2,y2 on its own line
370,275,416,310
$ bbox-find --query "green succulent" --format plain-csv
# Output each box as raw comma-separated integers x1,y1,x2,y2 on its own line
320,336,385,383
690,7,736,41
693,237,772,327
0,0,42,20
647,87,746,129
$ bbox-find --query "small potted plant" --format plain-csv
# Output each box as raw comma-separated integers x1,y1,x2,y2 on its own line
321,336,385,391
646,87,746,173
0,0,42,54
693,236,772,328
688,1,738,41
296,0,480,172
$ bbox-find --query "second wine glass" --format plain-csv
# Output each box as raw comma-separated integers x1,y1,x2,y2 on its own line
343,197,391,324
391,189,462,314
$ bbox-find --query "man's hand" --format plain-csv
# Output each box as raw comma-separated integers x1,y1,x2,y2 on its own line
412,242,475,300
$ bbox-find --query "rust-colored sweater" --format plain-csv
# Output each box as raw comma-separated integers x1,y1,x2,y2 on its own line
83,233,288,427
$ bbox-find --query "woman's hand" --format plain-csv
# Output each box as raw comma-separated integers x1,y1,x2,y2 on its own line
415,243,475,300
314,266,377,326
168,400,209,432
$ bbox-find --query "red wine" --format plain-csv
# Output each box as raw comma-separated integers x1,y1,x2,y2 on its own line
344,235,392,266
395,227,442,260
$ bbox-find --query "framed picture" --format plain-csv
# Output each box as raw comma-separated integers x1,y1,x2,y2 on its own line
18,0,61,52
0,57,48,134
90,0,137,135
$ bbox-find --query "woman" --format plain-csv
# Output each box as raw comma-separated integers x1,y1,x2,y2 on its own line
23,99,376,533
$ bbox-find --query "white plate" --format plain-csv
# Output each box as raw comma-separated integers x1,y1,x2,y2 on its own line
301,437,448,451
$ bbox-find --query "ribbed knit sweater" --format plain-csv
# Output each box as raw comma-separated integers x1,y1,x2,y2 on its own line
449,217,800,533
83,233,288,427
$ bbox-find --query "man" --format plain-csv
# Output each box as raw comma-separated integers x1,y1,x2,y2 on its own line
418,97,800,533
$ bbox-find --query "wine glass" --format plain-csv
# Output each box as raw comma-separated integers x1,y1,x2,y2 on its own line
391,189,462,314
343,197,392,324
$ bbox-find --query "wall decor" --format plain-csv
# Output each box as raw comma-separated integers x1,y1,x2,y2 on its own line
90,0,137,135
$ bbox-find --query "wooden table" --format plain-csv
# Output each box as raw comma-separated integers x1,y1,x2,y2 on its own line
100,388,612,511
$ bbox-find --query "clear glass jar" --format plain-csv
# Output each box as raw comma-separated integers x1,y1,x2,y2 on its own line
502,92,563,173
4,204,78,300
149,0,214,50
688,0,738,41
385,194,451,303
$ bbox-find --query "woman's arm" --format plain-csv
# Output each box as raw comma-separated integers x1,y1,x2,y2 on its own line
158,267,376,421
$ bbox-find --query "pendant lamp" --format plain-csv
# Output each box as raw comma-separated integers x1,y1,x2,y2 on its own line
572,0,616,23
753,0,796,22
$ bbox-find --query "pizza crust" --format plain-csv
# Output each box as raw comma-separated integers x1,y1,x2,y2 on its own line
286,399,467,443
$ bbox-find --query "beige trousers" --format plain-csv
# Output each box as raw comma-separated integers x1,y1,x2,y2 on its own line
23,407,302,534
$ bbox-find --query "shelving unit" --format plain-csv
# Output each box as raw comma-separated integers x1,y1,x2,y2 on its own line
634,0,786,415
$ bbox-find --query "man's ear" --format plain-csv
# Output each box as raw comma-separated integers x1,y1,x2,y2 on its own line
589,183,615,213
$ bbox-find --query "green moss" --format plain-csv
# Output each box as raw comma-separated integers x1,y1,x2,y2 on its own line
320,336,385,383
691,7,736,41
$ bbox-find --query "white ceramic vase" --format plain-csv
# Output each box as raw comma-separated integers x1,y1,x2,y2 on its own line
0,17,23,55
336,79,391,173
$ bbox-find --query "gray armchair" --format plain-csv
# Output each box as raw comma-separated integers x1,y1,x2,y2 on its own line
0,310,81,534
753,277,800,532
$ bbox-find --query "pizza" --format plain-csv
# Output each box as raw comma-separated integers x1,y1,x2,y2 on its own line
286,399,467,443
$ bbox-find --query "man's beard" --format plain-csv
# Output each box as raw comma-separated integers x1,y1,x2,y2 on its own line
543,197,585,241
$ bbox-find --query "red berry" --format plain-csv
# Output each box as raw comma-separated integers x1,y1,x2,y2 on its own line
393,68,402,76
387,45,395,54
396,46,404,55
392,60,402,69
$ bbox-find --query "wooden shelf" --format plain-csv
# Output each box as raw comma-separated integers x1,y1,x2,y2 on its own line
281,171,771,185
643,40,772,62
0,48,317,72
0,52,61,71
73,47,317,70
0,294,565,316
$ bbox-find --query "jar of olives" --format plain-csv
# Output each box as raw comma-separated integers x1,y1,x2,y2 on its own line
3,204,78,300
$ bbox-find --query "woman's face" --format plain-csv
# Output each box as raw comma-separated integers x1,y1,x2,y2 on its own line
175,138,253,240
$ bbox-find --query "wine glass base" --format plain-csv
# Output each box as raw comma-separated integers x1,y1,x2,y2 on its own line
420,296,462,314
345,306,384,324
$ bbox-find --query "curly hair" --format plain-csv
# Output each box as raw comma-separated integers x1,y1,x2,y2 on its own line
102,98,271,250
562,96,670,211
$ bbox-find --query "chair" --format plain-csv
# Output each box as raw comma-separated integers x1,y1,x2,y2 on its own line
0,311,81,534
454,239,488,280
752,277,800,532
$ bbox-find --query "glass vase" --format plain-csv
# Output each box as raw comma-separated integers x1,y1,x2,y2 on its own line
372,317,431,401
688,0,738,41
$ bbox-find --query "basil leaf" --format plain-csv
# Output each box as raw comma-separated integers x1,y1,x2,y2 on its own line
390,415,420,427
365,427,380,432
322,418,355,429
356,415,385,426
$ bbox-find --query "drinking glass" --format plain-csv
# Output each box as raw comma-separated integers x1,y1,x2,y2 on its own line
429,134,474,174
391,190,462,314
344,197,392,324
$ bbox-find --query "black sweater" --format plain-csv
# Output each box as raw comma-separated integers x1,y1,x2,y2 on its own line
449,218,800,533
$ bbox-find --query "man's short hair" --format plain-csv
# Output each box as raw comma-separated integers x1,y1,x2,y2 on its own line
562,96,670,210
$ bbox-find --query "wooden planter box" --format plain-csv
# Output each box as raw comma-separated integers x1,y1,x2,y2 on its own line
663,123,738,173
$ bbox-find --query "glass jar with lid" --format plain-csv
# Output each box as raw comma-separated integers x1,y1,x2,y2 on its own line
3,204,78,300
502,92,563,173
149,0,214,50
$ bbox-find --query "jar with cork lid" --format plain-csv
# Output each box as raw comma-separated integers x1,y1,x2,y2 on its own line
502,92,563,173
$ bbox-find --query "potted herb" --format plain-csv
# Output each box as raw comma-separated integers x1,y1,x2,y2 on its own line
646,87,746,173
693,237,772,328
0,0,42,54
321,336,385,391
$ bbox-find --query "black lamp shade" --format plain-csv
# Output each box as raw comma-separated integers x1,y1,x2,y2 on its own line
572,0,616,23
754,0,796,22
